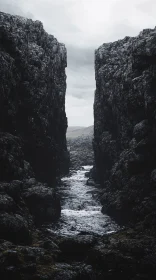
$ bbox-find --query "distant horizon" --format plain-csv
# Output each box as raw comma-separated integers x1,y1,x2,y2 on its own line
67,124,93,128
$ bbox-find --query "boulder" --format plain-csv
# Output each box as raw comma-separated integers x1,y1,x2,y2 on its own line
85,171,90,178
0,181,23,201
0,213,31,244
0,133,25,181
0,194,16,213
86,179,95,187
23,185,61,224
133,120,151,142
58,235,96,260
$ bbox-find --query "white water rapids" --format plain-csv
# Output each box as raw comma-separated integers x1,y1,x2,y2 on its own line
49,166,119,236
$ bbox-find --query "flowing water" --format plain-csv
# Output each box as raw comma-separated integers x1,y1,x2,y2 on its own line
50,166,119,236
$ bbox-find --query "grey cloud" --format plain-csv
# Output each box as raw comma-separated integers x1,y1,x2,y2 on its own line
108,20,141,42
0,0,34,18
66,45,95,106
67,45,95,69
66,45,95,102
136,0,156,18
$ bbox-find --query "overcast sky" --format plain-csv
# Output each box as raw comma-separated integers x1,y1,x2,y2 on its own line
1,0,156,126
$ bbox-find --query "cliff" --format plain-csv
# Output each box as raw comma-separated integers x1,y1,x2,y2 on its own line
0,10,69,252
0,12,69,185
94,27,156,227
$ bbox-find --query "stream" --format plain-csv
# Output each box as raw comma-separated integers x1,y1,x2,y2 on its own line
50,166,119,236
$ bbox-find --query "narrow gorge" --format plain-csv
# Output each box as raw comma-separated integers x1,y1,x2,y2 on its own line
1,10,156,280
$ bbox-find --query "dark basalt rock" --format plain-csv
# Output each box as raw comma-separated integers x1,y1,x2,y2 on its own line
0,213,32,245
0,180,23,201
23,184,61,224
0,11,69,232
56,235,97,264
0,10,68,257
0,11,69,184
0,133,32,181
93,27,156,226
86,179,95,186
86,229,156,279
0,194,16,212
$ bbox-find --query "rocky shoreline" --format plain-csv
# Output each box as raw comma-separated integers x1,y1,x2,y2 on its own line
2,226,156,279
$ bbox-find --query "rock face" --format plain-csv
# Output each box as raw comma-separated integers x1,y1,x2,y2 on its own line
0,11,69,248
94,28,156,225
0,11,69,184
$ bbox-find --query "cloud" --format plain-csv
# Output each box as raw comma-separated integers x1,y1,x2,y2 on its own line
0,0,156,126
136,0,156,18
0,0,34,18
66,95,94,126
66,45,95,98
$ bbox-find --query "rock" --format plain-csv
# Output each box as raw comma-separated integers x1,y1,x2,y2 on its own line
58,235,96,260
23,178,37,189
0,13,69,277
0,194,16,213
0,213,31,244
42,240,59,251
134,138,149,155
86,179,95,186
93,26,156,226
23,161,35,179
0,133,25,181
151,169,156,184
0,11,69,184
86,230,156,279
85,172,90,178
52,263,78,280
133,120,151,142
0,181,23,201
23,185,61,224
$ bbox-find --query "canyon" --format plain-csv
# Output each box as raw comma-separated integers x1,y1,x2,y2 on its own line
0,10,156,280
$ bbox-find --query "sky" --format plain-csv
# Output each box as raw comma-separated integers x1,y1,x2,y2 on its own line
1,0,156,126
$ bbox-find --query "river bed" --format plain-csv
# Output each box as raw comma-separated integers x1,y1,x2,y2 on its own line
49,166,119,236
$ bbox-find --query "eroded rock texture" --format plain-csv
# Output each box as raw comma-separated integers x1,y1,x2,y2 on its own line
94,28,156,226
0,11,69,184
0,11,68,252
